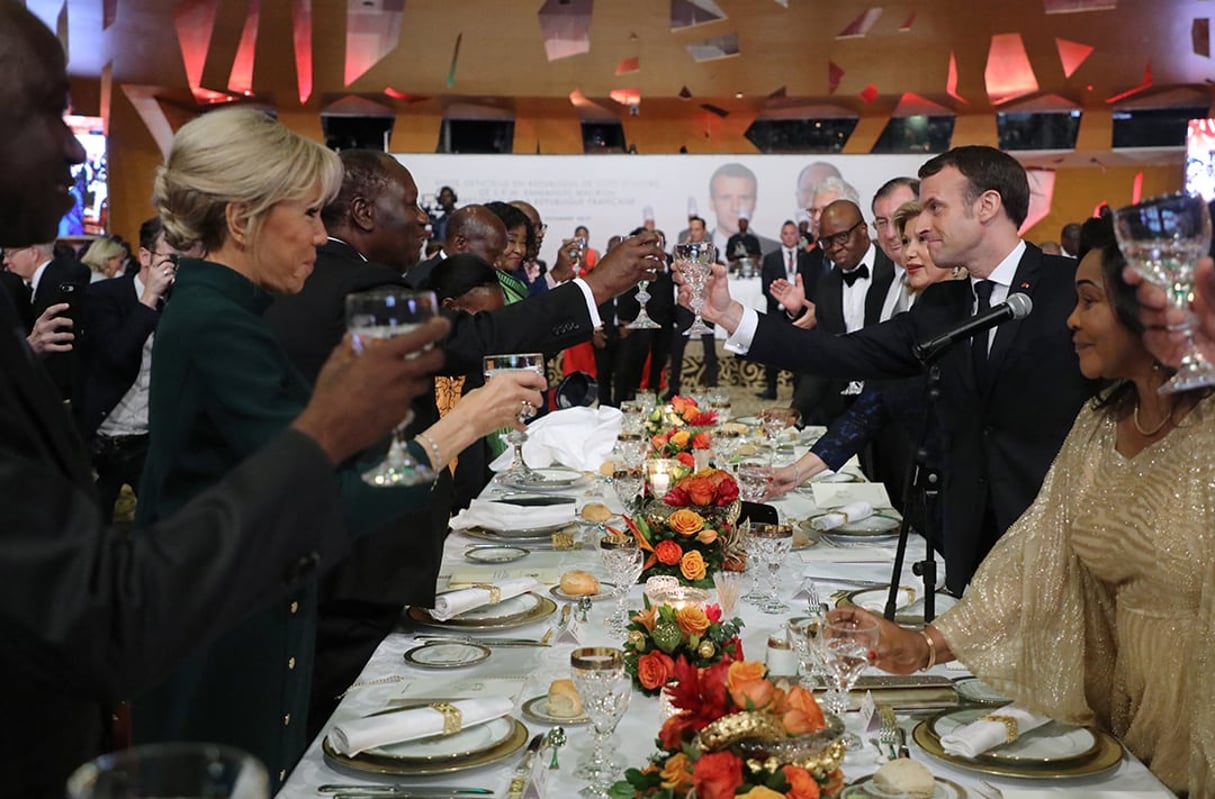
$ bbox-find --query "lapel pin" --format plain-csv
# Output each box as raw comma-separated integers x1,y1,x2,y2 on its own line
1019,281,1030,289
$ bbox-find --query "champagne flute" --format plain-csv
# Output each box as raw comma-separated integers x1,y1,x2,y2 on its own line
1114,192,1215,392
483,352,545,484
600,535,643,636
674,242,717,337
822,615,880,750
346,288,438,487
570,647,631,798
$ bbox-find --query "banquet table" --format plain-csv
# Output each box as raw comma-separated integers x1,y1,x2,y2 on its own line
282,451,1174,799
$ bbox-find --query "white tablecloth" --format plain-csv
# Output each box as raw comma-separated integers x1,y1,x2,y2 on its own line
281,458,1174,798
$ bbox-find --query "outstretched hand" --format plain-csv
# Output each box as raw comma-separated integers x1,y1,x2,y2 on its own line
771,274,806,312
583,232,665,304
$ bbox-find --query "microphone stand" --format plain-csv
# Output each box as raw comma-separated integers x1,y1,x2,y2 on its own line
883,362,941,625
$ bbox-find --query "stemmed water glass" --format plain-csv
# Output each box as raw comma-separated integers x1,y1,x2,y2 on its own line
346,288,439,487
627,270,661,330
570,647,632,798
822,614,880,750
737,459,772,502
706,388,732,423
600,535,644,636
1114,192,1215,392
788,603,829,691
749,523,793,614
483,353,545,483
674,242,717,337
760,407,800,463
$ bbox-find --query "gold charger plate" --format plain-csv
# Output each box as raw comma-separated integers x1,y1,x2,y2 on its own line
842,774,968,799
912,709,1123,779
406,593,558,631
461,524,576,543
322,718,529,777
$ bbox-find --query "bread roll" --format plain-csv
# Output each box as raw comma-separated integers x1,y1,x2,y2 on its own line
546,678,583,718
872,758,935,799
580,502,612,523
559,570,600,596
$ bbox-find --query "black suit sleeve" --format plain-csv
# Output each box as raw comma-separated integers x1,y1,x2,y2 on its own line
748,304,923,379
84,281,158,383
437,282,594,375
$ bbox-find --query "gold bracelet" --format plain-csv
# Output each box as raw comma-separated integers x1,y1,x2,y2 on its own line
430,701,463,736
918,628,936,672
978,713,1019,742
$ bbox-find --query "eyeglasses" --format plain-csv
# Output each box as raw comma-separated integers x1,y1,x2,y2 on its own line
818,220,865,250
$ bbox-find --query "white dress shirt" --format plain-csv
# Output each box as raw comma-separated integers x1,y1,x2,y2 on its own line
972,240,1025,354
28,260,52,299
840,242,877,333
881,264,910,320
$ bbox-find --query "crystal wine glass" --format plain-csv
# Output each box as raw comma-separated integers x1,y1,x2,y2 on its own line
822,614,880,750
788,609,829,691
483,352,545,484
346,288,439,487
627,266,661,330
570,647,632,798
749,523,793,614
706,388,732,423
1114,192,1215,392
612,466,644,514
760,407,801,463
737,459,772,502
599,535,643,636
674,242,717,337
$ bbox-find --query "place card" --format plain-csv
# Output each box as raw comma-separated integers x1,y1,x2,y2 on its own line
522,753,552,798
446,566,563,586
859,690,879,732
553,617,586,644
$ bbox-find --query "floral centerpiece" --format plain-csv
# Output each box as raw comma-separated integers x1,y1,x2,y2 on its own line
623,601,744,696
647,396,717,459
610,659,846,799
624,468,746,588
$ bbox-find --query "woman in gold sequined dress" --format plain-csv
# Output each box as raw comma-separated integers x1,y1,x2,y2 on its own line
833,221,1215,796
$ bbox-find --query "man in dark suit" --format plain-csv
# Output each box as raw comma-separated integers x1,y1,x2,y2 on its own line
407,204,507,289
0,5,459,791
758,220,822,399
81,218,179,522
263,149,664,736
697,145,1096,593
791,200,898,426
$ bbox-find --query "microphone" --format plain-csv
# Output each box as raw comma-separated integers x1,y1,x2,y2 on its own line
912,292,1033,363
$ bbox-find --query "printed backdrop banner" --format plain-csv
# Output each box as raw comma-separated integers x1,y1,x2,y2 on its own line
395,153,933,266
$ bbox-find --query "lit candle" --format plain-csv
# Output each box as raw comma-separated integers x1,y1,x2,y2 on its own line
651,471,671,496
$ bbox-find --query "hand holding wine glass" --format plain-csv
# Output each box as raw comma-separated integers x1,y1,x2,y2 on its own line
483,352,545,483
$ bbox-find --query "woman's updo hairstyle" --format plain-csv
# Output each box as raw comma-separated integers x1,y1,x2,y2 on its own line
153,107,343,254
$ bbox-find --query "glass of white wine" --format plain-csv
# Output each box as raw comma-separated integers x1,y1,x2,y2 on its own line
345,288,438,487
484,352,545,483
673,242,717,337
1114,192,1215,392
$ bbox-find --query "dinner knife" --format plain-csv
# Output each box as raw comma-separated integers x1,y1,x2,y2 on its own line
507,733,545,799
318,786,491,795
412,633,551,647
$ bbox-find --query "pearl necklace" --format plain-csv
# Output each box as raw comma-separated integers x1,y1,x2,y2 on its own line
1132,400,1170,436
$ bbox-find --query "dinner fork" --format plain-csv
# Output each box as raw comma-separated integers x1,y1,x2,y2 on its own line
877,705,899,759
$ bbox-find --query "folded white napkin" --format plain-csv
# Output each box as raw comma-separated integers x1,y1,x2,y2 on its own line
811,482,891,509
449,499,574,532
940,704,1052,758
327,696,514,756
811,501,873,531
428,577,538,621
489,406,622,472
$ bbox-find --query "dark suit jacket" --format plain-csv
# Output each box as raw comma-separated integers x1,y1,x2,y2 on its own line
82,271,160,436
813,248,897,334
406,253,443,290
0,271,32,333
746,244,1098,592
760,247,820,319
32,255,90,413
0,284,348,797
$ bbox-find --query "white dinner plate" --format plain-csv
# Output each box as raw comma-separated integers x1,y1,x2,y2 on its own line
549,581,617,602
848,586,916,613
811,512,901,536
953,676,1012,707
463,545,529,564
402,642,491,669
367,716,515,761
499,468,585,491
477,520,571,537
520,694,589,725
929,708,1100,766
811,471,863,483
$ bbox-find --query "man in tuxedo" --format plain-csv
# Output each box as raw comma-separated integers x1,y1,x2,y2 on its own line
0,4,459,791
694,145,1096,593
758,220,822,399
407,204,506,289
81,218,181,523
791,200,898,426
263,149,664,735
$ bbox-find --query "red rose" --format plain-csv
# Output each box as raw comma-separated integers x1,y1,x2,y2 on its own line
782,765,822,799
688,410,718,426
692,432,712,449
691,751,744,799
662,487,689,506
658,713,698,751
675,451,696,468
705,604,723,623
715,478,739,506
637,651,676,690
655,539,683,565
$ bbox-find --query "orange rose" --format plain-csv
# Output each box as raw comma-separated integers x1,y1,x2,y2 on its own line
679,550,707,581
631,605,658,631
737,788,785,799
655,539,683,565
637,651,676,690
675,604,710,637
775,685,826,735
782,765,822,799
668,508,705,536
727,661,774,710
696,528,718,545
660,752,693,792
670,430,691,448
821,768,845,798
691,751,744,799
692,431,712,449
682,476,715,506
651,433,669,450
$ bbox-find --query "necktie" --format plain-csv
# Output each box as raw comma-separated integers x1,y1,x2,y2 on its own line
972,280,994,387
786,250,795,279
893,273,911,314
840,264,869,287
